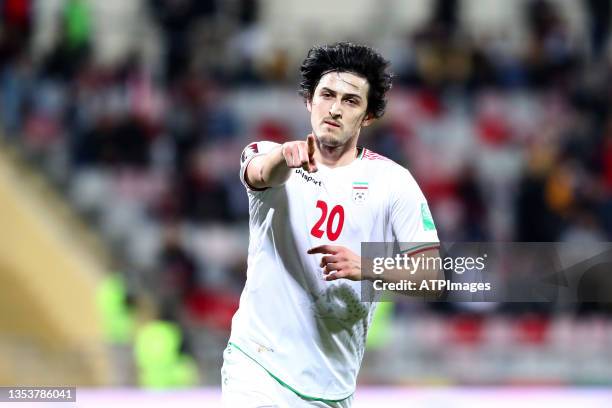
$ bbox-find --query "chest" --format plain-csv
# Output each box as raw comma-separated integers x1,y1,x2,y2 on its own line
284,169,388,243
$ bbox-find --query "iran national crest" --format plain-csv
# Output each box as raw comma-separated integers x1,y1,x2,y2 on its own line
352,182,369,203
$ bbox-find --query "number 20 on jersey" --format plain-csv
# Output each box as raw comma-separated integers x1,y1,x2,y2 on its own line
310,200,345,241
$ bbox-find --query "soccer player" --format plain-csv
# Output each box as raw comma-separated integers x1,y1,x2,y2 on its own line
222,42,440,407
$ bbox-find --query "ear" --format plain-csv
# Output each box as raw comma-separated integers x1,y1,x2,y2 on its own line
306,99,312,113
361,113,374,127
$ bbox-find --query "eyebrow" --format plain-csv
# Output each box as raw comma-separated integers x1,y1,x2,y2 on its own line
320,87,363,101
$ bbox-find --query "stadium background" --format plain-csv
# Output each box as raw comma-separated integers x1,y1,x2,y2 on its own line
1,0,612,406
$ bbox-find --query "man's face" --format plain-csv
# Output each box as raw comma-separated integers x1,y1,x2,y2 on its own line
307,71,373,148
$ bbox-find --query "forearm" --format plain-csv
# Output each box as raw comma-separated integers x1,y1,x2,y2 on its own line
246,146,293,189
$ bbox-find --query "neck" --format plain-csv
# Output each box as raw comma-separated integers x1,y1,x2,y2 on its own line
315,136,359,168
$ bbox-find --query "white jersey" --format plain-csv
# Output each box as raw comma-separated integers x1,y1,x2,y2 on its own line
228,141,439,401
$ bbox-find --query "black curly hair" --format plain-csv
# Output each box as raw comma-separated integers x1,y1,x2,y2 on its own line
299,42,393,119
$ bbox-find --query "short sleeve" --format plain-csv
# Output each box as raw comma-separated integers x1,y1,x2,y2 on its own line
239,141,281,192
389,168,440,255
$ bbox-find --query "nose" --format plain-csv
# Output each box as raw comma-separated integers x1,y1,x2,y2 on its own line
329,101,342,119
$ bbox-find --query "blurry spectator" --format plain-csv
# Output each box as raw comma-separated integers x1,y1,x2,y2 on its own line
134,315,199,388
165,74,203,172
156,223,198,319
516,145,563,241
0,0,34,136
410,0,472,91
362,123,407,164
254,119,291,144
456,165,488,240
585,0,611,60
42,0,92,81
431,0,460,35
177,150,233,222
595,127,612,236
63,0,91,50
75,112,151,168
225,0,268,84
544,160,577,216
560,206,607,242
0,0,33,59
524,0,578,88
149,0,217,82
0,53,32,136
601,120,612,193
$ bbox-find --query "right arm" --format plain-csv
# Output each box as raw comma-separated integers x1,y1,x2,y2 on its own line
245,134,318,190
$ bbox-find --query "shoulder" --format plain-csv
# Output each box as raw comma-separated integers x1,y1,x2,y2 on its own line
359,147,413,179
359,147,393,163
240,140,281,164
359,147,423,196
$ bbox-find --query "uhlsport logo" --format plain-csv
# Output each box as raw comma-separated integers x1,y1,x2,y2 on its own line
352,182,369,203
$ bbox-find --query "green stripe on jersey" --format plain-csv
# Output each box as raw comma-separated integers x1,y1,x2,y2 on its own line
228,342,353,403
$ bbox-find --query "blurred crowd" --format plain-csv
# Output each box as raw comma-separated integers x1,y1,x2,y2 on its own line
2,0,612,380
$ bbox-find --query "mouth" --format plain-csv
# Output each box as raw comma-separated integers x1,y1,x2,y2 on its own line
323,120,341,128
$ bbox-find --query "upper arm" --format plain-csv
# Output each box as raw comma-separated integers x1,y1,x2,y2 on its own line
389,168,440,254
239,141,280,192
244,155,268,190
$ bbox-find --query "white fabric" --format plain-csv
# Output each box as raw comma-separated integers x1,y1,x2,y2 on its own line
221,344,353,408
228,141,439,401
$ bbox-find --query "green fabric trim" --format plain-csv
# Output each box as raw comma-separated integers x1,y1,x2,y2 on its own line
420,203,436,231
228,342,353,403
400,242,439,255
357,147,365,159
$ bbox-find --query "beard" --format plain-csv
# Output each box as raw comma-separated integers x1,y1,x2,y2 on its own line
316,130,347,148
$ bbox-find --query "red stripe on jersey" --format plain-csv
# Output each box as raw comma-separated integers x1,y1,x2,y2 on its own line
403,244,440,257
362,149,390,161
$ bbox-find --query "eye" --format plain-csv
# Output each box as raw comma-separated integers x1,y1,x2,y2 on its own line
346,98,358,105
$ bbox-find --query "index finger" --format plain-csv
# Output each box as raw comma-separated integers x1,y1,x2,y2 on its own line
307,134,316,157
307,245,339,255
